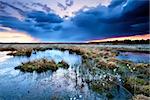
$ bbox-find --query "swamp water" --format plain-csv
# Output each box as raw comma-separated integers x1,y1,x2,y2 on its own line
0,50,132,100
117,52,150,63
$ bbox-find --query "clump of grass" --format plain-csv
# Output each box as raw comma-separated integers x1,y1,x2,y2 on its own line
15,59,69,73
116,60,150,98
0,47,16,51
124,77,150,96
97,60,117,70
89,79,117,99
97,59,107,68
125,77,146,86
8,48,33,57
133,94,150,100
107,62,117,70
57,60,69,69
135,64,150,76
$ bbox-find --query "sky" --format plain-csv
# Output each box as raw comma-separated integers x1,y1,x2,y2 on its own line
0,0,149,42
90,34,150,42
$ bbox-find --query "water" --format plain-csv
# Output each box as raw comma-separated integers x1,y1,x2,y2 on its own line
117,52,150,63
0,50,132,100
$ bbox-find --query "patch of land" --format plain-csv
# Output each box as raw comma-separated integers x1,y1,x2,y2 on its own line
15,59,69,73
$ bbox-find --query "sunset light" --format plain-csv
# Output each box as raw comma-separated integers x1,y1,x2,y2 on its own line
0,31,39,43
90,34,150,42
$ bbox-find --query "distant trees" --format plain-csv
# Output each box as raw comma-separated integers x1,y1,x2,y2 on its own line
90,39,150,44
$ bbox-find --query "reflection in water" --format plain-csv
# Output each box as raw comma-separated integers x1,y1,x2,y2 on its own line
0,51,13,62
117,52,150,63
0,50,132,100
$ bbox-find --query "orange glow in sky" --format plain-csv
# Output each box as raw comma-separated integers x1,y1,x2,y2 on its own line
89,34,150,42
0,31,39,43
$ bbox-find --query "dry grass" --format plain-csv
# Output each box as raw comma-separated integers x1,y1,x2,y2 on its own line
133,94,150,100
15,59,69,73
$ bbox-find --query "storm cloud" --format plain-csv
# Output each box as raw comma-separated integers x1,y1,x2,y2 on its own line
0,0,149,42
71,0,149,40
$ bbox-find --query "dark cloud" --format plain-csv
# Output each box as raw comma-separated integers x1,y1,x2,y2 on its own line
0,11,63,40
53,25,62,31
71,0,149,40
0,0,149,42
0,16,38,33
27,11,62,23
109,0,126,8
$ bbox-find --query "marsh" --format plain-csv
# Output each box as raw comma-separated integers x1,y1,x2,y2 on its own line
0,44,149,100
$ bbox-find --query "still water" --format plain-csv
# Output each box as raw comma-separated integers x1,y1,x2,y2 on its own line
0,50,132,100
117,52,150,63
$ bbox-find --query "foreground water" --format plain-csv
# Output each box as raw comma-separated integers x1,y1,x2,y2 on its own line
0,50,132,100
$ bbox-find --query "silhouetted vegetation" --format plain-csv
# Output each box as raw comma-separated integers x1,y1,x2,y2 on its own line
90,39,150,44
